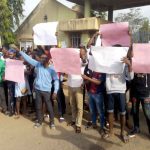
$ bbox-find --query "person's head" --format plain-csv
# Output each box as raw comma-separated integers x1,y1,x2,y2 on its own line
40,54,49,67
44,45,51,51
2,46,9,57
37,45,44,51
8,49,16,59
26,47,31,55
79,46,87,59
79,46,88,65
16,52,22,60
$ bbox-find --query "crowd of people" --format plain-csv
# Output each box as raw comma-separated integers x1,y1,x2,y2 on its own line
0,32,150,144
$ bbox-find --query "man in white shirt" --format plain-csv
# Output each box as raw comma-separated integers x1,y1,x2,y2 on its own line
67,47,87,133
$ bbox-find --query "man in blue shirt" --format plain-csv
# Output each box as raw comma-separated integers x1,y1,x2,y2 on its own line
16,46,59,129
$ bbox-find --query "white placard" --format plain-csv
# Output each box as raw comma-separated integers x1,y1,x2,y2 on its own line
88,46,129,74
33,22,58,45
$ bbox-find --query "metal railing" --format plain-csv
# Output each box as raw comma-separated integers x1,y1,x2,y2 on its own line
132,31,150,43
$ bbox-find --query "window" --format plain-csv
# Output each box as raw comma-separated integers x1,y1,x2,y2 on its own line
20,41,33,50
71,33,81,48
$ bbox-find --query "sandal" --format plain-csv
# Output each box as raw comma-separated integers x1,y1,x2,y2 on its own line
76,126,81,133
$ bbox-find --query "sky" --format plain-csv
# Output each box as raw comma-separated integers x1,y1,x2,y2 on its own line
23,0,150,20
23,0,75,17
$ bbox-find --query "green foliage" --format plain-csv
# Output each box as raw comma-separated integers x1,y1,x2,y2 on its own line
91,10,107,19
140,19,150,32
115,8,149,33
0,0,24,45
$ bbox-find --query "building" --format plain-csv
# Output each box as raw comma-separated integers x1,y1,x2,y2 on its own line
18,0,150,49
16,0,107,49
68,0,150,21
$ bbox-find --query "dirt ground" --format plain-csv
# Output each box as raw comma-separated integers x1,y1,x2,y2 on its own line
0,85,150,150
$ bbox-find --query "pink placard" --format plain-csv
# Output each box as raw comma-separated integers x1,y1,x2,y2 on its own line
133,44,150,73
100,22,130,47
5,59,25,83
50,48,81,75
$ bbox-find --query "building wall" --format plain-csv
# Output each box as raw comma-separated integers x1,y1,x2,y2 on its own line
16,0,78,42
16,0,108,49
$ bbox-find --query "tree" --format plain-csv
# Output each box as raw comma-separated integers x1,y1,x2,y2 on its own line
115,8,148,33
91,10,107,19
140,19,150,32
0,0,24,44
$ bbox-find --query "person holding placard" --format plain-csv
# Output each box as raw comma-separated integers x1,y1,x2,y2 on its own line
106,47,134,143
67,47,87,133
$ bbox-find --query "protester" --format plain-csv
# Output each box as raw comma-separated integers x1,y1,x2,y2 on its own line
82,69,107,137
67,47,87,133
1,20,150,145
15,59,31,119
86,32,108,129
129,73,150,137
106,46,134,143
15,45,59,129
6,48,17,116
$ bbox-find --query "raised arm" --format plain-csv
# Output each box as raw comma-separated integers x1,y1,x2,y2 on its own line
121,57,134,80
87,32,100,48
20,51,39,67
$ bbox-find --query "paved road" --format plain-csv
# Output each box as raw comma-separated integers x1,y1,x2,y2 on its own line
0,86,149,150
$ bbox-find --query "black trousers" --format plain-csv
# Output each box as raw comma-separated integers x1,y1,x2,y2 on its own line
0,86,7,111
35,90,54,124
132,96,150,133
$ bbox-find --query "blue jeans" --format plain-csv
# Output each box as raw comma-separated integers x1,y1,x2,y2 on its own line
107,93,126,115
88,92,105,128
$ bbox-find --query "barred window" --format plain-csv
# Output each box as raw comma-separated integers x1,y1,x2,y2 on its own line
71,33,81,48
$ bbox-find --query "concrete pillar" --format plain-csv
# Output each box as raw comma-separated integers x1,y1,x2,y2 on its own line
81,32,90,46
84,0,91,18
108,6,113,22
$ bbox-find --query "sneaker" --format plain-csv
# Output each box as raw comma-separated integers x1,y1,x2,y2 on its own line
92,123,97,129
50,123,56,130
44,114,49,118
99,128,109,139
9,112,14,117
34,123,42,128
129,127,140,138
3,111,10,116
59,117,65,123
